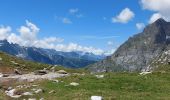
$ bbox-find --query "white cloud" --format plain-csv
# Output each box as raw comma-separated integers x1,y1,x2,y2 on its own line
69,8,79,14
55,43,104,55
112,8,135,23
0,26,11,40
62,18,72,24
107,41,113,46
0,20,112,55
136,23,145,30
104,49,116,56
140,0,170,23
149,13,163,23
18,20,39,46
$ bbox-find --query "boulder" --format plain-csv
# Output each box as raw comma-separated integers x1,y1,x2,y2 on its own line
2,74,9,77
34,70,47,75
91,96,103,100
57,70,67,74
70,82,79,86
23,92,33,96
14,69,22,75
34,89,43,94
95,75,104,78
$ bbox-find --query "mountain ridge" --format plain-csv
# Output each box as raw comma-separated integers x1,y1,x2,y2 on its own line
0,40,105,68
88,18,170,72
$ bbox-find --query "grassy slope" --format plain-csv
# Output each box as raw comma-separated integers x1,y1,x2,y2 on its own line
32,72,170,100
0,51,86,73
1,72,170,100
1,51,170,99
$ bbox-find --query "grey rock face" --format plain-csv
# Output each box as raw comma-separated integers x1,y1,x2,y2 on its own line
88,18,170,72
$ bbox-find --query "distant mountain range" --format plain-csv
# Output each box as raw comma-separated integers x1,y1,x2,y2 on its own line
88,18,170,72
0,40,106,68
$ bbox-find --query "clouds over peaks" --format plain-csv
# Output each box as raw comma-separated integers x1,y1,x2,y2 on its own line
141,0,170,23
112,8,135,24
0,20,109,55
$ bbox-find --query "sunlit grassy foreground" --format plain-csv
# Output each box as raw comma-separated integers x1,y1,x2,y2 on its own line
1,72,170,100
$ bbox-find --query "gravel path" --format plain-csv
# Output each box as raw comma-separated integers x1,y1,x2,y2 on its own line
0,72,69,82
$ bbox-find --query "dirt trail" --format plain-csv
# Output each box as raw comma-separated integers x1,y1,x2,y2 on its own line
0,72,69,84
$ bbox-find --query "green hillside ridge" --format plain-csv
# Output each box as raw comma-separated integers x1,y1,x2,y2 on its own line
0,51,86,74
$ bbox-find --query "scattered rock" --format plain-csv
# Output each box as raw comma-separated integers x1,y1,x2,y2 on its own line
22,92,33,96
70,82,79,86
11,61,19,65
2,74,9,77
139,71,152,75
40,98,44,100
49,90,55,94
14,69,22,75
50,67,55,72
28,98,36,100
7,87,13,91
57,70,67,74
91,96,103,100
95,75,104,78
0,73,3,77
32,84,38,87
34,70,48,75
53,79,59,83
5,89,22,98
16,85,23,89
35,89,43,94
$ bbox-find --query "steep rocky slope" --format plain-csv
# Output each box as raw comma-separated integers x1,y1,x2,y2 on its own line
88,18,170,72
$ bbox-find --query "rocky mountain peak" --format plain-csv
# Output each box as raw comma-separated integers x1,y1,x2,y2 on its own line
88,18,170,72
154,18,167,25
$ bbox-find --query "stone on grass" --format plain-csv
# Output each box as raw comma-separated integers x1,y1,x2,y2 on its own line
57,70,67,74
91,96,103,100
28,98,36,100
70,82,79,86
5,89,22,98
53,79,59,83
34,70,48,75
95,75,104,78
14,69,22,75
0,73,3,77
49,90,55,94
139,71,152,75
35,89,43,94
22,92,33,96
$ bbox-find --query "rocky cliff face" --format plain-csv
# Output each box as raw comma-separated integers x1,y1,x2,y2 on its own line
88,18,170,72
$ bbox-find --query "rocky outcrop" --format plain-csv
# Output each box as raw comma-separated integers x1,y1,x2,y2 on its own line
88,18,170,72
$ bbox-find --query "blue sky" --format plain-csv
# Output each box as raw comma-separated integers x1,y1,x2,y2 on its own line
0,0,167,55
